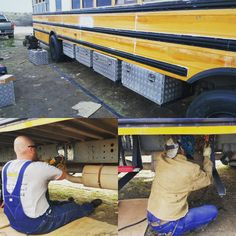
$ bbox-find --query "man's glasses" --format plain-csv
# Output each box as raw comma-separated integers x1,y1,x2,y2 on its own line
28,145,37,149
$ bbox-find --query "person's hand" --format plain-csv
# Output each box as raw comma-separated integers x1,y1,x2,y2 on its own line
0,201,4,208
203,144,212,157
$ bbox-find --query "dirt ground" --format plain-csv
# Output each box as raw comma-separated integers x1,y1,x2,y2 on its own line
48,180,118,226
119,163,236,236
0,27,191,118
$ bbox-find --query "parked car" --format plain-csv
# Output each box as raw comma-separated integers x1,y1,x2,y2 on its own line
0,14,14,39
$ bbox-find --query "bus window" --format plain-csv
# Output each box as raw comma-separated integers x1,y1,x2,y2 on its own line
116,0,137,5
55,0,62,11
82,0,93,8
72,0,80,9
97,0,111,7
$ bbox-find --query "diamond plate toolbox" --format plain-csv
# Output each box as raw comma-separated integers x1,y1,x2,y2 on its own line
122,62,183,105
75,46,93,67
63,41,75,58
28,49,49,65
0,81,15,108
93,52,121,82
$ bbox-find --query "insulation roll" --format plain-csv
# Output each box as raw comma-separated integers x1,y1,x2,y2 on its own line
82,165,117,190
100,166,118,190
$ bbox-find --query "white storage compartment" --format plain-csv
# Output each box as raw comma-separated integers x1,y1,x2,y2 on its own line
122,62,183,105
63,41,75,58
93,52,121,82
75,45,93,67
28,49,49,65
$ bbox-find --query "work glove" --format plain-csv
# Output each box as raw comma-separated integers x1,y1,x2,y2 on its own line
203,144,212,158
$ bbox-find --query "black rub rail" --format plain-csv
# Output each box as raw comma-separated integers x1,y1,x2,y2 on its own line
34,28,188,76
33,21,236,53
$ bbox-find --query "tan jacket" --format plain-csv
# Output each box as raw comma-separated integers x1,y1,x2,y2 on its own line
147,153,213,221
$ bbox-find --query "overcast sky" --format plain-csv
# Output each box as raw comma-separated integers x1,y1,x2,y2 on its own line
0,0,32,13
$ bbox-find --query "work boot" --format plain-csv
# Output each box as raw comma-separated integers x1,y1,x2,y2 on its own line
91,199,102,208
68,197,75,202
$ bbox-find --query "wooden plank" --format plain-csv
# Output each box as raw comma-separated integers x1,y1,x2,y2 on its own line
118,199,148,236
0,208,10,229
30,125,85,142
0,75,16,84
0,226,26,236
37,217,117,236
51,123,104,140
29,128,76,142
0,212,117,235
72,119,117,137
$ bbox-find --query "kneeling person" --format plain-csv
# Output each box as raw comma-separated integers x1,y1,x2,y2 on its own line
147,136,218,236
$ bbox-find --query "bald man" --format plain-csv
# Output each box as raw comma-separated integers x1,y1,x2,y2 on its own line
1,136,102,235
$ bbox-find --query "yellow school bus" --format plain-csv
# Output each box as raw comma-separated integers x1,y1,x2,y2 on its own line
32,0,236,117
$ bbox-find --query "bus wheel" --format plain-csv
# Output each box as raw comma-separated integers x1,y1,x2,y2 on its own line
186,90,236,118
49,34,63,62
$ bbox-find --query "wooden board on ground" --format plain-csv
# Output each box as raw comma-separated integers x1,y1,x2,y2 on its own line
37,217,117,236
72,101,102,117
0,226,26,236
0,212,117,236
118,199,148,236
0,208,10,229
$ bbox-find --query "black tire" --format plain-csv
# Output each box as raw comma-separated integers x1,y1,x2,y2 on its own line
23,39,27,47
186,90,236,118
8,34,14,39
49,34,64,62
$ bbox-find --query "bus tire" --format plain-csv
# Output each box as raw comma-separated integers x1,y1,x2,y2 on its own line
49,34,63,62
186,90,236,118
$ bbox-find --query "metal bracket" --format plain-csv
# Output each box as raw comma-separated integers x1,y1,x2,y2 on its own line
119,136,127,166
210,135,226,197
118,135,143,190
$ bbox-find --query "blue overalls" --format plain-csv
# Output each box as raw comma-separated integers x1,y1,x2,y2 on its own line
3,161,95,234
147,205,218,236
3,161,45,234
